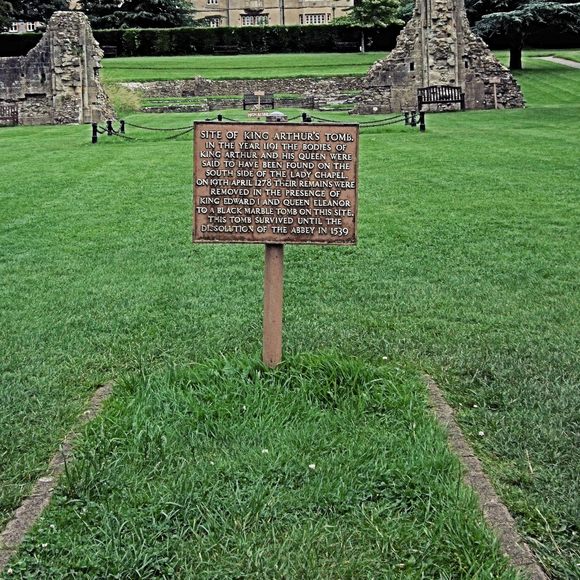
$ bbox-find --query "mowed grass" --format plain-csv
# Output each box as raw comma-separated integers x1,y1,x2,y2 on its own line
0,56,578,576
6,357,516,577
101,52,386,83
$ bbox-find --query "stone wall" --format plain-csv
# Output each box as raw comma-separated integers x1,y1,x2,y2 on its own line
353,0,524,113
0,11,111,125
121,76,361,110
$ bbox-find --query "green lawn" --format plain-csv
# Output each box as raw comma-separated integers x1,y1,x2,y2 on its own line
6,358,516,578
0,55,579,577
101,52,386,83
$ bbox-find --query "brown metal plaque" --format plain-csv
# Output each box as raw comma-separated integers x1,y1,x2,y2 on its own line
193,122,358,244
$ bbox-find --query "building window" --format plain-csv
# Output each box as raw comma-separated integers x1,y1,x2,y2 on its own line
10,23,18,32
207,0,218,4
207,16,220,27
241,14,269,26
303,13,327,25
26,22,35,31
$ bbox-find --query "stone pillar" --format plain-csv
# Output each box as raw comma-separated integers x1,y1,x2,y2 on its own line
352,0,524,113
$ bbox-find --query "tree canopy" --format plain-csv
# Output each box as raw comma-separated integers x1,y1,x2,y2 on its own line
336,0,402,51
468,0,580,68
82,0,194,29
9,0,69,23
0,0,12,30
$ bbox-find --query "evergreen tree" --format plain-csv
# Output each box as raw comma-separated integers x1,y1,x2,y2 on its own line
468,0,580,69
83,0,194,29
10,0,69,23
0,0,13,30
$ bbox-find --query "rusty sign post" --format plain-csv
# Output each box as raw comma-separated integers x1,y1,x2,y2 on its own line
193,119,359,367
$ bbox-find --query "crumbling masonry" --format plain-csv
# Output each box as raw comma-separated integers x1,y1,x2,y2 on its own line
352,0,524,113
0,11,111,125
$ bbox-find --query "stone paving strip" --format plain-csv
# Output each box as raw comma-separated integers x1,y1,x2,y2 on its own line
0,382,114,573
1,375,549,577
424,375,548,580
536,56,580,69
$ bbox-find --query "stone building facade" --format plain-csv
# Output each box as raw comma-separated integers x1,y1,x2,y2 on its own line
353,0,524,113
194,0,352,28
0,11,111,125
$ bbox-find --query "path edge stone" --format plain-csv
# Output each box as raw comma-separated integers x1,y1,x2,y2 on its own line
0,382,113,572
424,374,548,580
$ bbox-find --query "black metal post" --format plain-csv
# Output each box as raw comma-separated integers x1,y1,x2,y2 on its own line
92,122,98,144
302,112,308,122
106,119,113,136
419,111,426,132
411,111,417,127
404,112,409,125
217,114,223,121
120,119,125,134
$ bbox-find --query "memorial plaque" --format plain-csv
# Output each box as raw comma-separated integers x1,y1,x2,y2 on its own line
193,122,358,245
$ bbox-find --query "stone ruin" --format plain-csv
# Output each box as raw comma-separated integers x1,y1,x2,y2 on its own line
353,0,524,113
0,11,112,125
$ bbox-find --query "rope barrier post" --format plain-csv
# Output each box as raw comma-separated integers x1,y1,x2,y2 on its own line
92,122,98,144
217,114,223,121
404,112,409,125
106,119,113,136
302,112,308,122
419,111,426,132
411,111,417,127
120,120,125,134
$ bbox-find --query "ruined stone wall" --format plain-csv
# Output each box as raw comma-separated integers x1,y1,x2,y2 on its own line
121,76,360,112
353,0,524,113
0,11,112,125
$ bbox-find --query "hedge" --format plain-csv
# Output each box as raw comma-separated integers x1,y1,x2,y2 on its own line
0,32,42,57
1,24,577,58
0,24,402,57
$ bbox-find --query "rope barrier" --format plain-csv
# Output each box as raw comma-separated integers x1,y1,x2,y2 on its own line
124,121,193,132
165,127,194,140
358,114,404,125
93,109,423,144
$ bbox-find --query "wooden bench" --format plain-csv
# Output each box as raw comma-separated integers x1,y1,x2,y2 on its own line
213,45,240,55
417,85,465,110
0,104,18,126
242,93,275,110
102,45,118,58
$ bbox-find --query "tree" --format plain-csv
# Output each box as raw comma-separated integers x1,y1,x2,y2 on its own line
10,0,69,23
469,0,580,69
82,0,194,29
0,0,13,30
339,0,402,52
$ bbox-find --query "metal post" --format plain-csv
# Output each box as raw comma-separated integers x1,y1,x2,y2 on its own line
217,114,223,121
419,111,426,132
92,122,98,144
106,119,113,136
263,243,284,367
404,112,409,125
120,119,125,134
411,111,417,127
